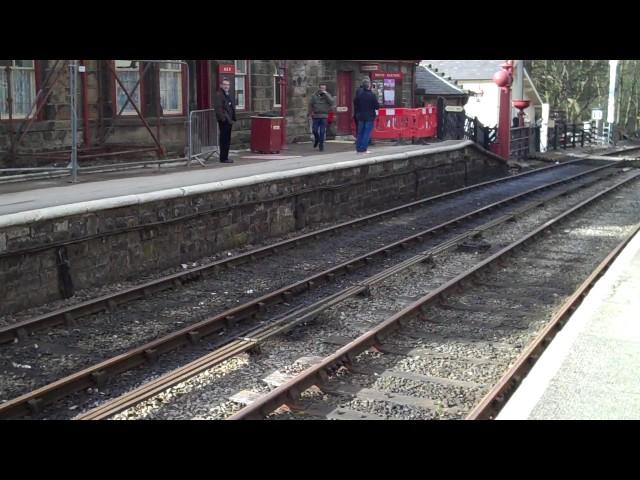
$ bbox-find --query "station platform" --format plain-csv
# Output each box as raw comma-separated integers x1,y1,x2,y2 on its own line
498,229,640,420
0,140,468,220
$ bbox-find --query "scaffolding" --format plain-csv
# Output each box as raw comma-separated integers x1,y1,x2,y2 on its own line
1,59,191,181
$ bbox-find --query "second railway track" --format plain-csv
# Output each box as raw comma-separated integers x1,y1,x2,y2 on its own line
0,158,636,419
84,171,640,420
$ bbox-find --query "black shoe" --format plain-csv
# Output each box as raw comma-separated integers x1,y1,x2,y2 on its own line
319,144,324,152
313,140,319,148
220,158,234,163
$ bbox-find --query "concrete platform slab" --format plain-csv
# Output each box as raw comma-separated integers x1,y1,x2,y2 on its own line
0,141,468,219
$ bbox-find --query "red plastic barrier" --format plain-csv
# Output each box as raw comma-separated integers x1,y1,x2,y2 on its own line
413,104,438,139
352,106,439,142
395,108,416,139
371,108,400,140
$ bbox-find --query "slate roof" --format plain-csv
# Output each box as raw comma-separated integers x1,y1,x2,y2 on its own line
415,65,465,95
421,60,504,81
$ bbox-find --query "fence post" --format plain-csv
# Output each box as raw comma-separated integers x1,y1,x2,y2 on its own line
563,124,567,149
553,125,558,150
473,116,478,143
436,97,445,140
69,61,79,183
571,124,576,148
580,127,584,147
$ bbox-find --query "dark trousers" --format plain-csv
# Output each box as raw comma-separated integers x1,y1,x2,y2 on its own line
218,121,232,160
312,118,327,147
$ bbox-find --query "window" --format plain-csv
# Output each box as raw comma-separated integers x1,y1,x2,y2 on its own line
234,60,248,110
273,66,282,108
0,60,36,119
159,61,183,115
114,60,141,116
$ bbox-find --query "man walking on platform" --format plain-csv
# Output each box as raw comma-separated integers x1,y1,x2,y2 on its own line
214,78,236,163
353,77,379,154
308,83,335,152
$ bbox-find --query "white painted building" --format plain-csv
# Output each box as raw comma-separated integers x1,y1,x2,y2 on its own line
420,60,546,129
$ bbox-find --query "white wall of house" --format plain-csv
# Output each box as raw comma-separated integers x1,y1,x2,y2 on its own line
461,79,539,128
522,102,536,123
460,80,500,127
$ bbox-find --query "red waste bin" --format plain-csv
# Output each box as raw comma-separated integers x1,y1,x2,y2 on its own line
250,116,284,154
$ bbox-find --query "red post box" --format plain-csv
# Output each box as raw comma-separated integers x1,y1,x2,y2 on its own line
250,116,284,154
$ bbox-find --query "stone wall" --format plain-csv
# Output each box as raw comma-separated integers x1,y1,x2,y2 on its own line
1,60,417,166
0,144,507,315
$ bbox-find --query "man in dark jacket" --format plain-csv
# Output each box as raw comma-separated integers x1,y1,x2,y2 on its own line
213,78,236,163
353,78,379,153
308,83,335,152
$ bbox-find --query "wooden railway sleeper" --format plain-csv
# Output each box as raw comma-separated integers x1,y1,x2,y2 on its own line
107,299,118,312
91,370,109,388
144,348,158,363
16,327,28,341
64,313,78,328
27,398,44,415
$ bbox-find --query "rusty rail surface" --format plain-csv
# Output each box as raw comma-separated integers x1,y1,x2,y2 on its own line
0,164,624,420
77,168,631,420
465,221,640,420
228,172,640,420
0,166,628,420
0,159,617,345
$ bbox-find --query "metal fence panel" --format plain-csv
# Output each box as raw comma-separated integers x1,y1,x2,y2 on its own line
188,108,218,166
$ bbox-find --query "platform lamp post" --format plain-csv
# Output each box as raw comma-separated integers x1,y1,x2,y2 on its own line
512,100,530,127
278,60,288,150
492,60,514,160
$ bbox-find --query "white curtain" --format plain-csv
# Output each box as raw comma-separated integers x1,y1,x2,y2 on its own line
160,64,181,113
116,70,140,114
0,63,35,119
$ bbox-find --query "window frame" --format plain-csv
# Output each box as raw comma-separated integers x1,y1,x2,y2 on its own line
159,61,187,117
233,60,249,111
273,66,282,108
0,60,38,120
112,60,144,117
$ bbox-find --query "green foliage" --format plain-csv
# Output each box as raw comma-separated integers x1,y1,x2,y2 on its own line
529,60,640,132
529,60,608,123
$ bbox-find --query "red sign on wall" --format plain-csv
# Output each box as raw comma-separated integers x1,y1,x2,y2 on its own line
218,64,235,74
371,71,403,80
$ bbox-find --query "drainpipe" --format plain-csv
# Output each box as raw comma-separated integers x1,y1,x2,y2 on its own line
80,60,91,147
412,61,417,107
280,60,288,149
155,63,161,153
6,65,15,158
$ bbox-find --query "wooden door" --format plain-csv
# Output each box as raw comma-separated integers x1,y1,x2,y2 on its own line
336,71,353,135
196,60,211,109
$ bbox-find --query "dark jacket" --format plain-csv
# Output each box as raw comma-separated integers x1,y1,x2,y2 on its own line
214,89,236,124
309,90,335,118
353,88,379,122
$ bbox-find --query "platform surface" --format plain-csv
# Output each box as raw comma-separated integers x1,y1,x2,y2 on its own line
0,141,467,218
498,229,640,420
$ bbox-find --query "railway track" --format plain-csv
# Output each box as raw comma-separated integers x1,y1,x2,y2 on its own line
74,169,640,420
226,176,640,420
0,159,634,419
0,158,612,344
